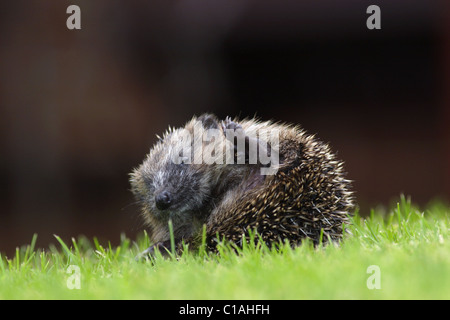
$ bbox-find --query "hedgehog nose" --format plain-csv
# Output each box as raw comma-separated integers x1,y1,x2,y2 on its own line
155,191,172,210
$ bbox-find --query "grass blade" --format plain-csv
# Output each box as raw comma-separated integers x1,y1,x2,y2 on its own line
168,219,175,256
54,234,76,264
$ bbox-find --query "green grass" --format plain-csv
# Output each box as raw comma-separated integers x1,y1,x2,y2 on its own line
1,195,449,299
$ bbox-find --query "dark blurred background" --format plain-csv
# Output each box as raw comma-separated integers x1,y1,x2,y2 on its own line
0,0,448,256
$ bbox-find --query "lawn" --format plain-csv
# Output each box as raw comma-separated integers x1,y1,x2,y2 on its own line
0,196,449,300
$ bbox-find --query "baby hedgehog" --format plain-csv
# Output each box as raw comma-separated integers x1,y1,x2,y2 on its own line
130,114,354,255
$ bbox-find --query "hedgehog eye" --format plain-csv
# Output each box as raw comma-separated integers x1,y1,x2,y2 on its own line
180,156,190,164
177,149,191,164
173,149,192,165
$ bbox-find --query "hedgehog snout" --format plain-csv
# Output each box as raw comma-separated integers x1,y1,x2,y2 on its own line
155,190,172,210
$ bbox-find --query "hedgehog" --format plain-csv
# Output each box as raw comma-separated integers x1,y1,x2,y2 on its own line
130,114,354,255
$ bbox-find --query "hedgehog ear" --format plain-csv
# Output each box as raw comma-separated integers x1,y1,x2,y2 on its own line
197,114,219,129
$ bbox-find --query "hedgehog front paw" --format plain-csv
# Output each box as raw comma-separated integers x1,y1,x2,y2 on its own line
221,117,247,163
221,116,245,142
221,116,242,133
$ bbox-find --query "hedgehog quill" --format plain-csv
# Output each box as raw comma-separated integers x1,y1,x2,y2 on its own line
130,114,354,255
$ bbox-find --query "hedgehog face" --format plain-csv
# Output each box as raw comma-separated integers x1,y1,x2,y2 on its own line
142,163,207,222
130,125,220,229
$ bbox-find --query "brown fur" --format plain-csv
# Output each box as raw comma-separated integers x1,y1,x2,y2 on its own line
130,114,354,254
